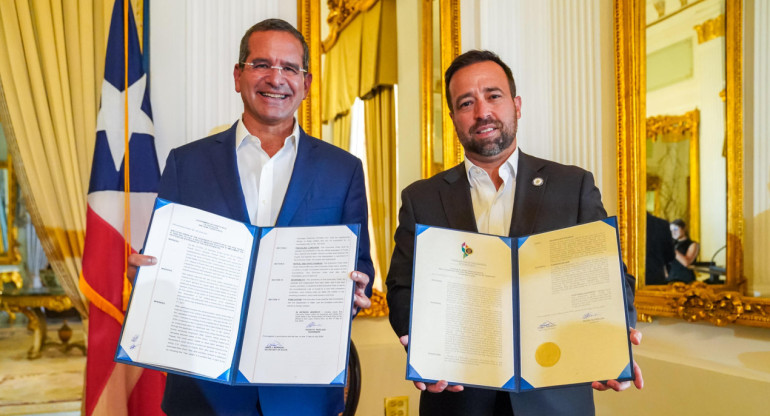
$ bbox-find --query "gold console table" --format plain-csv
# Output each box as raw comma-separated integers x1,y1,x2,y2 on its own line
0,286,84,359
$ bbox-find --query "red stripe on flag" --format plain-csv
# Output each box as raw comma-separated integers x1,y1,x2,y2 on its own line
83,301,123,415
85,300,166,415
128,365,166,415
83,204,166,415
82,205,129,312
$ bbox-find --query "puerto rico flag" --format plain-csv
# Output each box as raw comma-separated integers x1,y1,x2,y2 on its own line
80,0,165,414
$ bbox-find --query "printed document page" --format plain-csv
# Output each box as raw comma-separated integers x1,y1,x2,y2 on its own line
517,220,630,388
238,225,357,384
408,226,515,389
120,201,255,380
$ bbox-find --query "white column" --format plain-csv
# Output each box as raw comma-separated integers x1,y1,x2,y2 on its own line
150,1,296,170
465,0,605,189
548,1,603,179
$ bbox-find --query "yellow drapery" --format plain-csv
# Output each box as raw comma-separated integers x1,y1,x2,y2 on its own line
0,0,116,317
331,111,352,151
363,87,397,281
322,13,362,128
323,0,397,282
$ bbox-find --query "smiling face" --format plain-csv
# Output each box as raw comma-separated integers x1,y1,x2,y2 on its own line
448,61,521,165
233,30,312,133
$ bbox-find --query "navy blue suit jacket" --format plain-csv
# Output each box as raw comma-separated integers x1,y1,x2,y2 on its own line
157,123,374,416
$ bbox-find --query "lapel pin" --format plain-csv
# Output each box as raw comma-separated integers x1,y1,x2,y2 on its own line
532,177,544,186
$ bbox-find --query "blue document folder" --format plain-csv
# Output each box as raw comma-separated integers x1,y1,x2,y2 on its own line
115,198,359,387
406,217,634,392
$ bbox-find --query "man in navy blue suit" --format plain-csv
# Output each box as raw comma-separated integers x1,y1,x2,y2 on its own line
129,18,374,416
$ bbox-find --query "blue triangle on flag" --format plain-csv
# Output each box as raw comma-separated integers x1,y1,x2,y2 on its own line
104,0,144,91
89,132,160,192
89,0,160,194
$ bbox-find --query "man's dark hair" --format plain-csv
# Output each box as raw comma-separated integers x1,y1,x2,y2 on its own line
444,50,516,111
238,19,309,71
672,218,687,229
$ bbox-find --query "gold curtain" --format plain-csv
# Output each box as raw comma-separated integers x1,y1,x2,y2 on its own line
0,0,115,317
364,87,397,280
358,0,397,95
322,0,397,129
322,13,363,133
331,111,352,151
323,0,397,281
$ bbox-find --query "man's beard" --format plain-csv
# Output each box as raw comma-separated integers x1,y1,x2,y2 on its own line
459,117,517,157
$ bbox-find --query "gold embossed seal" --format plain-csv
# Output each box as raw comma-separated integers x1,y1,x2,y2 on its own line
535,342,561,367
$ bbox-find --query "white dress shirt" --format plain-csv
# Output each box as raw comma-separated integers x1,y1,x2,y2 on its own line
235,118,299,226
464,147,519,236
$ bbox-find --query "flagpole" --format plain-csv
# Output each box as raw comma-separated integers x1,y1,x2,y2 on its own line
122,0,132,311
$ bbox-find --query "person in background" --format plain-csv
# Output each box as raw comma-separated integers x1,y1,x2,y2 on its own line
645,212,675,285
667,218,699,283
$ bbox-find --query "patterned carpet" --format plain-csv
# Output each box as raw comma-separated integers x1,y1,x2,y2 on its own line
0,314,84,416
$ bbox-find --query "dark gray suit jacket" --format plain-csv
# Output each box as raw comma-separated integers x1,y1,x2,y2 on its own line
386,151,636,416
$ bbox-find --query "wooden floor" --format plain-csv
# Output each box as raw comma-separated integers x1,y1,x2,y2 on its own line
0,313,84,416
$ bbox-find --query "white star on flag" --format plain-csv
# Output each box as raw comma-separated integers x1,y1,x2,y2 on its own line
95,74,154,171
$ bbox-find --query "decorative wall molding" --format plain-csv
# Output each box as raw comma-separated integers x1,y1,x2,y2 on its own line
358,288,389,317
636,282,770,328
646,110,699,140
694,14,725,44
322,0,378,52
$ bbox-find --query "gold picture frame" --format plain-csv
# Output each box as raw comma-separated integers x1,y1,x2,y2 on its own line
0,153,21,265
615,0,770,327
297,0,322,138
420,0,462,178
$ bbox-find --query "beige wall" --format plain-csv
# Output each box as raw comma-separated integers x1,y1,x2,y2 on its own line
352,316,770,416
352,318,421,416
595,318,770,416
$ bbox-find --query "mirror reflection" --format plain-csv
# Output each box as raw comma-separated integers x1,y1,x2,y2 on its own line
643,0,727,286
420,0,461,178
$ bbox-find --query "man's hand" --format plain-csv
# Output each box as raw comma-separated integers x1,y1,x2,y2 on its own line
127,253,157,284
350,271,371,315
399,335,464,393
592,328,644,391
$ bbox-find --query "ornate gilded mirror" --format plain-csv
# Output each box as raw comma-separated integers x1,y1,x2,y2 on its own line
0,126,22,292
616,0,770,327
0,140,21,266
421,0,461,178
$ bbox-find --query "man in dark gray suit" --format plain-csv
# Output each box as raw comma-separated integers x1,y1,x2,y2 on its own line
386,50,643,415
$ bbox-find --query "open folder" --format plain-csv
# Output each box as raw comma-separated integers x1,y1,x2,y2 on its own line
115,198,359,386
407,217,633,391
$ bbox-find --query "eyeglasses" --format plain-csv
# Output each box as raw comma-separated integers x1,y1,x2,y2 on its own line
240,62,307,78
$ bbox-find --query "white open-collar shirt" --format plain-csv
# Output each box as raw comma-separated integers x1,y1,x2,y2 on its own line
464,146,519,236
235,118,299,227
